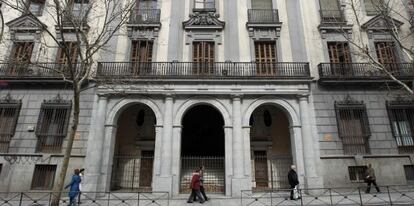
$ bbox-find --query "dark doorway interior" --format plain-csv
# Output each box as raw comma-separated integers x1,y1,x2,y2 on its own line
181,105,224,156
180,105,225,194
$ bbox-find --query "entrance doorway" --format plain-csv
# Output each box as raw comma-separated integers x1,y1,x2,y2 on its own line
110,104,156,191
180,105,225,194
249,105,293,190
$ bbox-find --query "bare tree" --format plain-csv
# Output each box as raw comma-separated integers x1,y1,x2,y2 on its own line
0,0,136,204
321,0,414,95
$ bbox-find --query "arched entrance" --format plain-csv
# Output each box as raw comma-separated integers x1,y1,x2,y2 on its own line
110,104,156,191
180,105,225,194
249,104,293,190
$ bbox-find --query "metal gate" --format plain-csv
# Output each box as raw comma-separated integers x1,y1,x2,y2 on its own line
111,152,154,191
252,153,293,190
180,156,225,194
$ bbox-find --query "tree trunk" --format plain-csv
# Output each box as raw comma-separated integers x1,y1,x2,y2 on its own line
51,83,81,206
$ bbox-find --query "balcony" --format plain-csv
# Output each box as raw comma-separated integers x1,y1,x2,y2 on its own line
97,62,311,81
0,62,76,83
318,63,414,84
247,9,280,24
128,9,161,25
320,10,346,24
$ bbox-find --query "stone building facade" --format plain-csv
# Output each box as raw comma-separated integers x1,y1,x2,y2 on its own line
0,0,413,198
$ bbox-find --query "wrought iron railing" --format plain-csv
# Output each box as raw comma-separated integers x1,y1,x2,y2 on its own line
0,62,78,79
248,9,279,23
180,156,225,194
111,155,154,191
241,185,414,206
97,62,311,79
0,191,169,206
129,9,161,24
318,63,414,81
320,10,346,23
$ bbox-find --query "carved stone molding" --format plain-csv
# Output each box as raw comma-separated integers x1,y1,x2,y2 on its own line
362,15,403,38
6,14,46,41
183,11,225,31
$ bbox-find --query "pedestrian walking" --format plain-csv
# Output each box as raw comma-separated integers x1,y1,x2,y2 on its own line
187,169,205,204
65,168,81,206
365,163,380,193
288,165,300,200
193,166,208,202
78,168,85,203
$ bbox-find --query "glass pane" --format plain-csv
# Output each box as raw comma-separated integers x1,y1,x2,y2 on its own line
251,0,273,9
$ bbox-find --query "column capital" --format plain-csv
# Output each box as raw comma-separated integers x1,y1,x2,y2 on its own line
164,93,175,99
297,94,309,101
97,94,109,100
231,93,243,100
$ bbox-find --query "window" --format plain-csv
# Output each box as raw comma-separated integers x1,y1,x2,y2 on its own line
251,0,272,9
365,0,384,16
193,41,215,75
387,102,414,153
348,166,367,182
375,42,397,64
31,165,57,190
254,41,277,76
70,0,90,21
0,164,2,175
194,0,215,10
328,42,351,63
335,101,371,155
35,100,71,153
137,0,157,9
28,0,46,16
0,100,22,153
404,165,414,184
10,42,34,63
130,40,153,75
56,42,79,65
319,0,342,22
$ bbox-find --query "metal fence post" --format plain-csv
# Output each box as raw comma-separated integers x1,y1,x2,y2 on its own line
387,186,393,206
48,192,52,206
358,187,363,206
329,188,333,206
299,189,304,206
19,192,23,206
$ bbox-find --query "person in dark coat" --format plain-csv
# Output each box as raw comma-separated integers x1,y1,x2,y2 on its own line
65,169,81,206
287,165,299,200
193,166,208,202
365,163,380,193
187,169,205,203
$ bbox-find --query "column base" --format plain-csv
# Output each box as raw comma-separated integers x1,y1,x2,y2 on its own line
153,175,173,196
231,177,250,197
83,173,100,192
304,176,324,195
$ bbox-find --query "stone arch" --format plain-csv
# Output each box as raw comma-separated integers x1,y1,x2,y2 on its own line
106,97,163,126
173,97,231,126
242,97,300,127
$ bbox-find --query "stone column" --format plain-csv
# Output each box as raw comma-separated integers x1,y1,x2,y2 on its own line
290,125,305,187
231,94,249,196
224,126,233,196
84,95,108,192
298,94,321,188
153,125,164,176
171,125,182,196
153,94,174,194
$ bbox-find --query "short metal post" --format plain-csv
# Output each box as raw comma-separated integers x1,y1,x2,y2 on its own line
300,188,303,206
137,192,140,206
48,192,52,206
387,186,393,206
329,188,333,206
358,187,363,206
19,192,23,206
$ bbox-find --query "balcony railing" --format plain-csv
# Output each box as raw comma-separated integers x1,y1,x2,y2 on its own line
97,62,311,80
318,63,414,82
129,9,161,24
0,62,77,79
320,9,346,23
247,9,279,23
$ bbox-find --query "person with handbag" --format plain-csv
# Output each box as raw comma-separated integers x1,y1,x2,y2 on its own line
365,164,380,193
287,165,300,200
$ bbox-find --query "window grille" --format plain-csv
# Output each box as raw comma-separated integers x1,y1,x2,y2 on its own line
31,165,57,190
35,97,71,153
387,101,414,153
319,0,342,22
365,0,384,15
348,166,367,182
0,96,22,153
335,100,371,155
